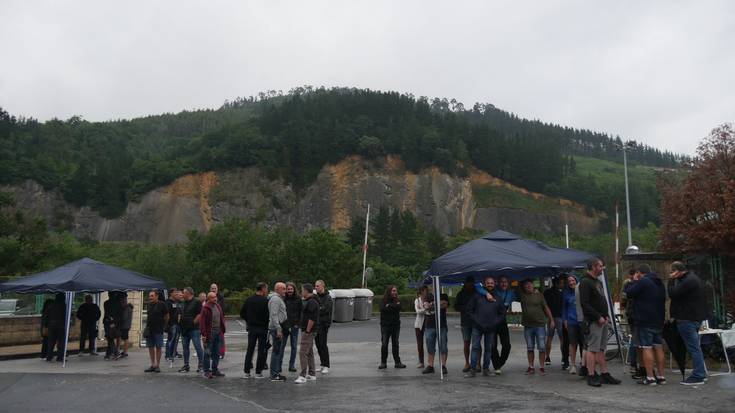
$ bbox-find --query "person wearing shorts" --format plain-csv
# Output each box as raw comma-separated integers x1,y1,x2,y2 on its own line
144,290,169,373
422,292,449,375
579,258,621,387
562,275,584,375
624,264,666,386
518,279,554,375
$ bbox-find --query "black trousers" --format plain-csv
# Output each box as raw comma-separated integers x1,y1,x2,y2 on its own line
316,325,330,368
244,329,268,374
381,325,401,364
41,335,50,359
491,320,511,369
46,327,65,361
79,322,96,353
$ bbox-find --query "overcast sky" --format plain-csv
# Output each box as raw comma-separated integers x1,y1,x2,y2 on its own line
1,1,733,155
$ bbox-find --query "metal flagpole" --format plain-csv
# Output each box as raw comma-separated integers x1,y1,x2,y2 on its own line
600,270,623,363
62,291,75,368
361,204,370,289
432,276,443,380
615,203,620,285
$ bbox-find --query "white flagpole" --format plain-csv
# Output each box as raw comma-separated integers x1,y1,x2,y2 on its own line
361,204,370,288
62,291,74,367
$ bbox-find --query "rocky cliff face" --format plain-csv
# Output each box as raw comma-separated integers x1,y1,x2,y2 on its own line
1,156,602,244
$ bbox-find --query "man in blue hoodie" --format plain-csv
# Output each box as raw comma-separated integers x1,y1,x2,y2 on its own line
464,277,506,377
624,264,666,386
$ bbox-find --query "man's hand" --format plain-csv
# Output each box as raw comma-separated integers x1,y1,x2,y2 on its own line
277,330,283,339
597,317,606,326
550,320,556,330
485,293,495,302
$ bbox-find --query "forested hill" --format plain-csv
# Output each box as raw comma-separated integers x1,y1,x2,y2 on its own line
0,87,682,224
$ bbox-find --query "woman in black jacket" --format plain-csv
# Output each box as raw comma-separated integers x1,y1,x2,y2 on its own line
284,282,303,372
379,285,406,369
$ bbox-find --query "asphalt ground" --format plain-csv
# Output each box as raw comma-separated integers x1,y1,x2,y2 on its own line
1,316,734,412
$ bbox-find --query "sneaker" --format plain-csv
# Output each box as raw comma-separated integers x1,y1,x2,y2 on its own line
655,376,667,385
254,373,265,379
320,367,330,374
378,363,387,369
638,377,658,386
144,366,156,373
545,356,551,366
242,372,252,379
441,366,448,375
494,369,502,375
270,375,286,382
680,376,705,386
587,374,602,387
294,376,307,384
178,365,190,373
89,352,99,356
578,366,588,377
539,368,546,376
196,367,203,373
422,366,435,374
525,367,535,375
394,363,406,369
601,372,621,385
482,369,491,377
119,352,128,359
306,375,317,381
629,366,639,374
562,364,569,371
212,370,225,377
417,363,425,369
288,367,297,372
462,366,471,373
463,370,475,378
569,366,577,375
154,367,161,373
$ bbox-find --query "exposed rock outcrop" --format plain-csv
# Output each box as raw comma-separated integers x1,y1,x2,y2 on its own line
1,156,603,244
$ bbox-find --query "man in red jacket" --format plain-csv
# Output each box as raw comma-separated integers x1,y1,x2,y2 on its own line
200,292,226,378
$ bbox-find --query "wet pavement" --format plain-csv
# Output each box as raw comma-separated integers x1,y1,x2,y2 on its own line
1,316,734,412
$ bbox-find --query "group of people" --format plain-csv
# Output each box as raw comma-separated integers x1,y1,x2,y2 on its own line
381,258,710,387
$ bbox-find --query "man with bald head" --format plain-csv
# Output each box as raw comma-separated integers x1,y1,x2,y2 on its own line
268,282,289,381
200,291,226,378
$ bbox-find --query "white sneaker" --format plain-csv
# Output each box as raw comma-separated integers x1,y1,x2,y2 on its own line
320,367,330,374
294,376,307,384
254,373,265,379
569,366,577,375
242,372,252,379
494,369,502,375
306,375,317,381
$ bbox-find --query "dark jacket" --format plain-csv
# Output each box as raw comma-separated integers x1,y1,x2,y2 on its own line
316,292,333,328
466,294,505,332
624,273,666,328
240,294,269,331
668,271,708,322
199,302,226,341
46,298,67,329
380,297,402,327
578,272,608,323
543,287,564,318
76,302,101,325
454,287,474,326
300,295,320,331
284,293,303,327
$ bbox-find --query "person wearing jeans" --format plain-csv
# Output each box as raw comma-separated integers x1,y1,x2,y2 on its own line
165,289,182,361
422,292,449,375
518,280,554,375
179,287,203,373
284,282,302,372
414,286,428,369
668,261,708,385
464,277,505,377
200,292,226,378
269,282,289,381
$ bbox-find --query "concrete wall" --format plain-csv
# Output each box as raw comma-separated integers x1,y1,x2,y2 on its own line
0,315,81,346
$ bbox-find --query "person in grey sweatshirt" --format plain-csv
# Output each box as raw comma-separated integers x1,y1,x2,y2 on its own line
269,282,289,381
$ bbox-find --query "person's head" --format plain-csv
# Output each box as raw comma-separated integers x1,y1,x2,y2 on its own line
84,295,92,304
255,282,268,296
484,276,496,291
315,280,326,294
148,290,159,303
302,283,314,299
636,263,652,278
587,258,604,277
566,275,578,290
417,285,428,298
206,292,217,305
198,292,206,303
168,288,177,300
671,261,687,278
522,279,534,293
210,283,219,294
183,287,194,300
628,268,636,279
285,282,296,297
274,282,286,297
463,276,475,291
498,276,510,291
383,285,398,302
555,277,565,289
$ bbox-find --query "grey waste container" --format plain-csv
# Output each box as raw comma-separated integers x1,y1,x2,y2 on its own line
351,288,374,321
330,289,355,323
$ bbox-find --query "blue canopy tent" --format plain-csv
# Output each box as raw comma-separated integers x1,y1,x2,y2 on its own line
422,231,622,376
0,258,166,366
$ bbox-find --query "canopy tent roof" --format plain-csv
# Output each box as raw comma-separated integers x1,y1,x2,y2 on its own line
424,230,596,284
0,258,166,293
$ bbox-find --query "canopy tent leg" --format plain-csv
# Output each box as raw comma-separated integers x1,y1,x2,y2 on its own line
600,271,624,364
431,276,443,380
62,291,74,368
94,293,101,353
